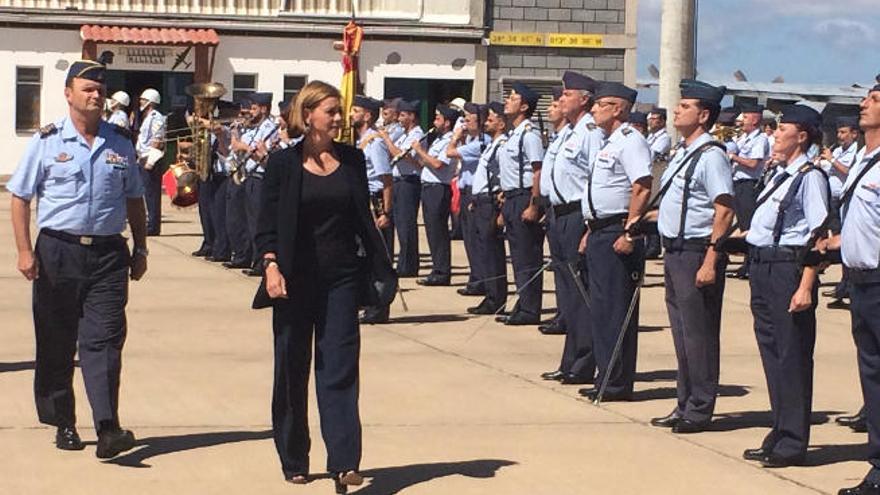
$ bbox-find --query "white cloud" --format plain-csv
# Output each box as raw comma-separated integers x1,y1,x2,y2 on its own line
813,18,877,48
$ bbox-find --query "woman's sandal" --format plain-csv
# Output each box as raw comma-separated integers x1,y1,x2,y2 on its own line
286,474,309,485
333,471,364,494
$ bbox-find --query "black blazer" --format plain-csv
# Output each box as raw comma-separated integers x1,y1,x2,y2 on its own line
252,141,397,309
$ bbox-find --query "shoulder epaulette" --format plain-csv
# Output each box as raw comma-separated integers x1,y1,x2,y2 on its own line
621,127,633,136
587,123,597,131
111,125,132,140
39,123,58,138
802,161,828,178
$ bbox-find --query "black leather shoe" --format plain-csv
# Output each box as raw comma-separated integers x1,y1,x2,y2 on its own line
360,311,389,325
242,268,263,277
578,387,631,402
760,453,804,468
55,426,85,451
560,373,594,385
541,370,565,381
650,411,682,428
672,418,711,434
416,277,451,287
223,260,251,269
501,311,540,326
538,321,566,335
827,299,851,310
96,429,136,459
457,286,486,297
468,300,504,315
742,447,769,461
206,255,230,263
191,248,211,257
837,409,868,432
839,480,880,495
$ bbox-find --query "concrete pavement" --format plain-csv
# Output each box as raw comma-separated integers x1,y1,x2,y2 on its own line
0,191,869,495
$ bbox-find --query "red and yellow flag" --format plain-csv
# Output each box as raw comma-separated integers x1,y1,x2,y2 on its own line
339,20,364,145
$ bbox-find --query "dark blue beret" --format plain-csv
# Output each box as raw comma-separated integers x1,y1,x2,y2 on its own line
836,116,860,130
250,92,273,106
464,102,489,120
649,107,667,119
551,87,563,101
562,71,598,92
354,95,382,113
278,97,293,114
383,97,402,110
511,82,539,110
436,104,461,123
739,103,764,114
628,111,648,126
717,109,738,126
398,99,420,113
778,104,822,130
594,81,638,103
66,60,106,86
872,84,880,93
679,79,725,106
236,95,252,107
487,101,505,117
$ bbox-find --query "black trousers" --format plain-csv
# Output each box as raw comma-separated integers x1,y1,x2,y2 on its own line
211,176,231,259
664,248,728,423
544,211,563,326
459,188,483,290
585,228,644,396
225,180,252,264
392,177,421,276
197,176,216,253
33,232,129,431
501,193,544,317
473,197,508,309
271,274,362,478
363,194,395,320
421,183,452,280
139,161,164,235
548,207,594,380
245,176,264,266
850,275,880,483
750,258,817,460
733,179,759,274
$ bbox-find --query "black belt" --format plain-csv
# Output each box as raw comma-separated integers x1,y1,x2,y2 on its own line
249,171,264,180
734,179,758,184
41,228,125,247
850,267,880,285
394,175,421,184
473,193,497,205
553,201,581,218
749,245,805,263
422,182,449,188
587,213,627,233
662,236,710,253
502,188,530,199
460,186,472,195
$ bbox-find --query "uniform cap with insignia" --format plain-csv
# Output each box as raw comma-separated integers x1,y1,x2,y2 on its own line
436,104,461,124
594,81,638,103
463,102,489,121
486,101,505,117
250,92,273,107
628,111,648,126
717,109,738,126
778,104,822,131
648,107,667,119
65,60,106,87
235,95,252,108
739,103,764,114
836,116,860,130
510,82,540,112
871,84,880,93
398,99,420,114
679,79,725,106
354,95,382,113
382,97,402,110
562,71,598,93
551,87,563,101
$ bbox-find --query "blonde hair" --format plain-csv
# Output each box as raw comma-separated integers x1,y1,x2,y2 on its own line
287,80,342,138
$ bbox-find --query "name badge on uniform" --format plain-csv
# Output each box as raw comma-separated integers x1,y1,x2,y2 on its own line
54,152,73,163
106,152,129,170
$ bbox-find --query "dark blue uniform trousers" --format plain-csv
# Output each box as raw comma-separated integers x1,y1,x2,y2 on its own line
585,227,644,396
664,246,728,423
210,175,230,259
421,183,452,280
392,176,421,276
459,187,484,291
548,206,594,380
749,254,817,460
139,161,163,235
363,193,395,320
271,275,362,478
244,175,264,266
847,270,880,482
501,193,544,317
225,180,252,264
197,175,216,253
733,179,759,274
32,232,129,431
473,195,508,309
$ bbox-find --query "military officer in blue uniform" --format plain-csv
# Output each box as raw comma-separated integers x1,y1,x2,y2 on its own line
223,97,257,269
412,104,459,286
647,108,672,160
466,102,510,315
649,80,735,433
380,99,424,277
741,104,829,468
628,111,648,136
541,71,602,385
496,82,546,325
447,102,491,297
7,60,146,459
352,95,395,323
729,104,771,279
577,81,653,402
136,87,166,236
829,84,880,495
381,98,405,144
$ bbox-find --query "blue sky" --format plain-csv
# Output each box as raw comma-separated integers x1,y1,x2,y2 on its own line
637,0,879,86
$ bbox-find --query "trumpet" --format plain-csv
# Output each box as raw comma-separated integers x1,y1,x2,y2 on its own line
390,127,435,166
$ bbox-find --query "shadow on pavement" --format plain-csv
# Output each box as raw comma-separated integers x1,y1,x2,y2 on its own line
638,325,667,333
347,459,517,494
635,369,677,382
387,314,470,324
106,430,272,468
0,361,35,373
631,384,750,402
804,443,869,466
709,410,841,432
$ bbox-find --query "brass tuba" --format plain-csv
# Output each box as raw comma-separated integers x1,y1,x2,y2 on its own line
185,82,227,181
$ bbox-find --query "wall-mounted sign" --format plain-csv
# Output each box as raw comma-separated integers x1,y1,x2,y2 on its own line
95,44,195,72
489,32,605,49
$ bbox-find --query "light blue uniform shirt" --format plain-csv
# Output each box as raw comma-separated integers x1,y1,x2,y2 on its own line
358,127,392,194
823,142,859,199
246,117,278,173
456,134,490,190
392,126,424,178
745,154,829,247
420,131,455,185
657,133,734,239
498,119,544,191
732,128,769,181
582,123,652,220
841,146,880,269
550,113,603,205
385,122,404,143
540,125,570,198
107,109,128,128
7,117,144,236
136,108,165,160
472,135,507,195
647,128,671,161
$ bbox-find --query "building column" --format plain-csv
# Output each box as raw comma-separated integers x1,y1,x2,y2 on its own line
658,0,696,137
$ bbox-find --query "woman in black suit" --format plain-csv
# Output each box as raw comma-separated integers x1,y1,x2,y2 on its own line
254,80,396,492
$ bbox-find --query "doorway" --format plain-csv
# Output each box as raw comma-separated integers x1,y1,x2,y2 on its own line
384,78,473,130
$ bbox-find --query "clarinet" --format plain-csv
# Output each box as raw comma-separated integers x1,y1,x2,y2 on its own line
390,127,436,166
